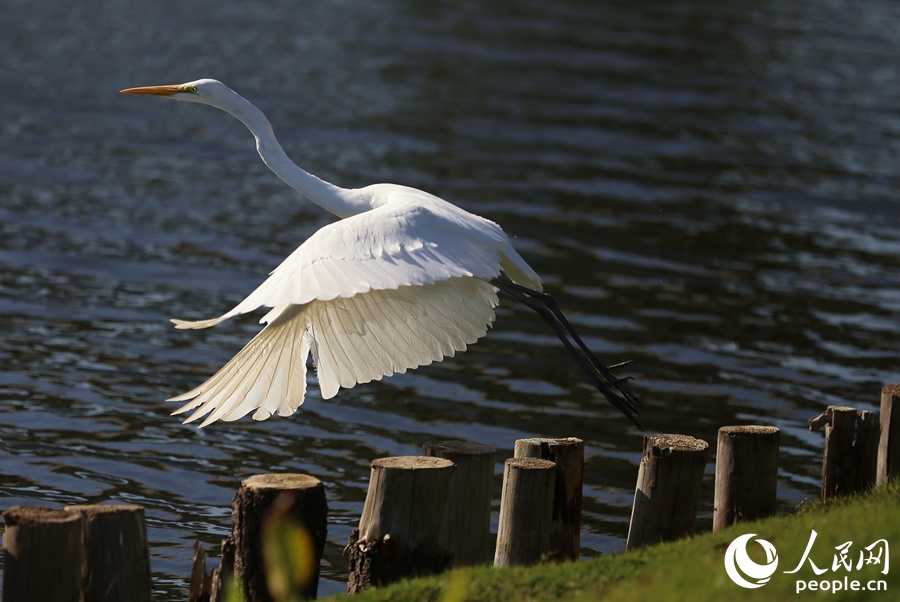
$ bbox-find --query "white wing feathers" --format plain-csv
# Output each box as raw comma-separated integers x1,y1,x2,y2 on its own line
169,304,310,426
170,278,499,427
172,199,514,331
168,194,532,426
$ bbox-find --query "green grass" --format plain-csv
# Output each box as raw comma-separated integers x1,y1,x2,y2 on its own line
332,480,900,601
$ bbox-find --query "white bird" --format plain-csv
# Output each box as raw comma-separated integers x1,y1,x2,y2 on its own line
121,79,640,428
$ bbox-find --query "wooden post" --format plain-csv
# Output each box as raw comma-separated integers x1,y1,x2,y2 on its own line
2,507,83,602
347,456,456,594
65,504,151,602
856,410,880,488
422,440,496,566
712,426,780,530
626,434,708,550
188,538,234,602
810,407,881,495
232,474,328,601
209,538,236,602
513,437,583,561
493,457,557,567
822,409,857,498
188,540,211,602
877,384,900,486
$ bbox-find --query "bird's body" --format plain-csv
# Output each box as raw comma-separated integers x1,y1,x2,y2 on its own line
121,79,639,428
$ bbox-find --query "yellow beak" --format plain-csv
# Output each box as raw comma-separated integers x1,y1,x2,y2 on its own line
120,85,182,96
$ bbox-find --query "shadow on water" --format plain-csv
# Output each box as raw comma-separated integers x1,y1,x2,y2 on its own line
1,0,899,597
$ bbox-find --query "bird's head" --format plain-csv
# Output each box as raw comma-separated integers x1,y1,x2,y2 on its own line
120,79,234,106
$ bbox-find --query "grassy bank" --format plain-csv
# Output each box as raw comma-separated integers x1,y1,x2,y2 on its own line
335,480,900,601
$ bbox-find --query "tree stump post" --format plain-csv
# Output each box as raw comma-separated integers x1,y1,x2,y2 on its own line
810,407,881,496
877,384,900,486
209,537,236,602
821,408,857,498
65,504,152,602
188,540,211,602
422,440,496,566
855,410,880,488
626,434,708,550
513,437,584,561
493,457,557,567
2,506,83,602
347,456,456,594
712,426,780,530
232,474,328,601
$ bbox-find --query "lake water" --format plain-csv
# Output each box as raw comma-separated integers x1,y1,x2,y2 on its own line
2,0,899,597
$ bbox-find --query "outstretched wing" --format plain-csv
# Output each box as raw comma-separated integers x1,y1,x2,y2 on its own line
169,277,499,426
173,195,530,330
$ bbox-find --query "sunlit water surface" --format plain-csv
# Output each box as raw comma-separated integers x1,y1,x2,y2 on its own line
2,0,900,597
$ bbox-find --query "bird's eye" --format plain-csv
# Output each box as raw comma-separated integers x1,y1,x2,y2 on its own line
178,85,199,95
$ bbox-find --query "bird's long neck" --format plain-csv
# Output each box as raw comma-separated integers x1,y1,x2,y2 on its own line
222,95,370,218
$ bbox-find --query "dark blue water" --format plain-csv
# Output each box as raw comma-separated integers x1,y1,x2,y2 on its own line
2,0,899,597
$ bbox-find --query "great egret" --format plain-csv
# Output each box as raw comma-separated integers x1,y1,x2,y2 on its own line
121,79,640,428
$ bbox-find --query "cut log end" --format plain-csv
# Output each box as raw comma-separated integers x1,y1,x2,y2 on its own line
646,433,709,455
371,456,456,470
882,383,900,398
242,473,323,491
718,425,781,437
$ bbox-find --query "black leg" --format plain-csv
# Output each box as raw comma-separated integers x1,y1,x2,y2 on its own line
519,286,638,403
491,276,641,428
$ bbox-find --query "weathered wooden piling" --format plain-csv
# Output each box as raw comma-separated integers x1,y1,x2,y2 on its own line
232,473,328,601
347,456,456,594
809,407,879,498
493,457,557,567
65,504,152,602
712,426,780,530
513,437,584,561
210,537,236,602
855,410,881,487
877,384,900,486
626,434,708,550
822,407,858,498
2,506,84,602
422,440,496,566
188,541,211,602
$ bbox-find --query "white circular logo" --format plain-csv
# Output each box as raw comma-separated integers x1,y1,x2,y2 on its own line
724,533,779,588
